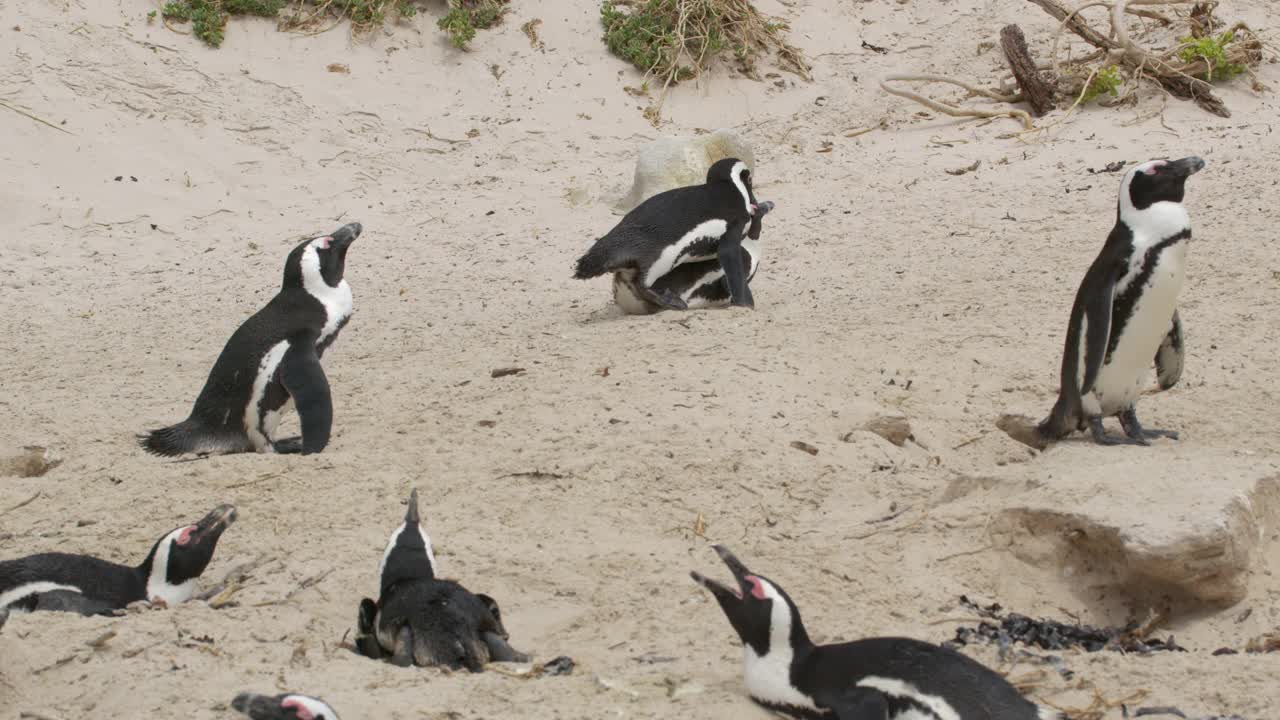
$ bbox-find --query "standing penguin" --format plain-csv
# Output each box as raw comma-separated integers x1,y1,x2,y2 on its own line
1036,157,1204,446
140,222,362,457
575,158,764,310
0,504,236,616
614,200,776,314
353,489,528,671
692,545,1063,720
232,692,339,720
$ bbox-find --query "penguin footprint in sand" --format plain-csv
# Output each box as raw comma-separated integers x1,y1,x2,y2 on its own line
575,158,772,312
692,545,1064,720
140,222,362,458
0,504,236,617
353,489,528,671
232,692,339,720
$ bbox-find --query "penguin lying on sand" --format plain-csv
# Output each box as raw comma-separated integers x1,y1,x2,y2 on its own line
354,489,528,671
232,692,339,720
140,222,362,457
692,545,1063,720
1036,157,1204,447
0,504,236,616
576,158,768,310
613,200,775,314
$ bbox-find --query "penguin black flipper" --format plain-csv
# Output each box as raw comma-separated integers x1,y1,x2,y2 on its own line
815,686,890,720
354,597,384,659
1078,264,1118,399
1154,309,1184,390
716,218,753,308
276,334,332,455
29,589,120,616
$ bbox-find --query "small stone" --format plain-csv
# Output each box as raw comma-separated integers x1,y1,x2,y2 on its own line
860,415,913,446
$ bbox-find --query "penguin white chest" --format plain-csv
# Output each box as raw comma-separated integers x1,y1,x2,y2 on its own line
1091,240,1187,414
318,280,354,344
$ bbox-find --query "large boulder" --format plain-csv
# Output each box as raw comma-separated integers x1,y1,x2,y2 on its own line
613,128,754,214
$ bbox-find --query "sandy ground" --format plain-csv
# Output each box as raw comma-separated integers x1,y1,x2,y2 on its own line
2,0,1280,717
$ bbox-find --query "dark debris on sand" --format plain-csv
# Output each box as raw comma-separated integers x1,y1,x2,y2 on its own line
943,596,1186,655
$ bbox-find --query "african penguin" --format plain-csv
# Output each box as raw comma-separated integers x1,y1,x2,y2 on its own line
354,488,528,671
691,545,1063,720
232,692,340,720
575,157,763,310
1037,157,1204,446
0,504,236,616
140,221,362,457
614,200,776,314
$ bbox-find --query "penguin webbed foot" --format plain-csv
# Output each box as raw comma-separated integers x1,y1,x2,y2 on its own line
390,626,415,667
1118,408,1179,441
272,436,304,454
482,631,530,663
1089,417,1149,446
640,285,688,311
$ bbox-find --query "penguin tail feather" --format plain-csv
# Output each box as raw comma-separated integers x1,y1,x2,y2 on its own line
139,419,204,457
572,248,609,280
230,693,252,712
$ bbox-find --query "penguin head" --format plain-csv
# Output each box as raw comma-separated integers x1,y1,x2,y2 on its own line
284,221,362,290
231,692,340,720
707,158,759,216
691,544,811,659
1121,156,1205,212
378,488,438,594
141,504,237,604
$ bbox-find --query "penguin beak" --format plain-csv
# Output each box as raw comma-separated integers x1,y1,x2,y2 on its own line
690,544,753,601
330,221,362,248
404,488,421,525
190,504,238,543
1166,156,1206,178
755,200,775,218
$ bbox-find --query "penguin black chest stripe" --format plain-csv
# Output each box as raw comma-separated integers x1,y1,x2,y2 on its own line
1105,227,1190,358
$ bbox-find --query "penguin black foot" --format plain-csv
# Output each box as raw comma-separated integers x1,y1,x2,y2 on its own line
391,626,414,667
1118,408,1179,441
272,437,304,454
482,631,531,663
640,285,688,311
1089,417,1148,446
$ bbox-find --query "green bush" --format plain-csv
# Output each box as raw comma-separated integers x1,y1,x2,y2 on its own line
438,0,508,50
1177,31,1247,82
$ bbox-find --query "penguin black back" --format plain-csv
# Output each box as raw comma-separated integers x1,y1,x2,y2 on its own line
1036,157,1204,447
140,222,361,457
692,545,1062,720
0,505,236,615
355,488,528,671
574,158,761,309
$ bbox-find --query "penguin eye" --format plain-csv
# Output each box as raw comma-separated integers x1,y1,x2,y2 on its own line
745,576,767,600
316,236,332,250
175,526,195,546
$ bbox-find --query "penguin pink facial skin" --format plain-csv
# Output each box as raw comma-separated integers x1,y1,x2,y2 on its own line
139,221,362,458
1035,156,1205,447
692,544,1065,720
232,692,340,720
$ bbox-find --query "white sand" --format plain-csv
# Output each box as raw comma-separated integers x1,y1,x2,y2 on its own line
2,0,1279,717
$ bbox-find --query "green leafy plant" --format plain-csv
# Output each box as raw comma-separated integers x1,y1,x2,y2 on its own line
600,0,809,89
1177,31,1247,82
162,0,286,47
1081,64,1123,104
437,0,508,50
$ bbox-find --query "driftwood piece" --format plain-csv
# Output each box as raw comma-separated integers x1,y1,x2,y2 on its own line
1026,0,1118,49
1000,24,1055,115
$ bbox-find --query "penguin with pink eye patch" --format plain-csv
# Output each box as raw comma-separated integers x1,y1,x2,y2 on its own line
692,545,1064,720
140,221,362,457
0,504,236,617
232,692,340,720
1036,157,1205,446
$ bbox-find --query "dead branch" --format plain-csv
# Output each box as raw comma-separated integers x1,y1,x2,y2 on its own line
880,75,1034,129
1001,25,1056,115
